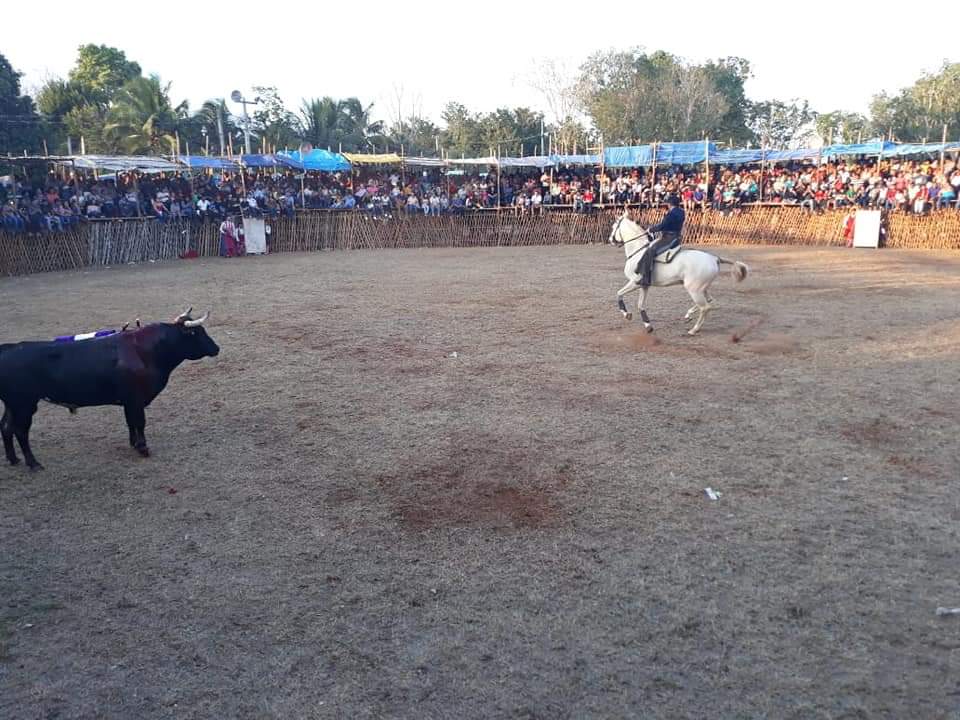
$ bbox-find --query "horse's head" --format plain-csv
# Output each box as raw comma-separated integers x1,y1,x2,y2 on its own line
609,211,647,247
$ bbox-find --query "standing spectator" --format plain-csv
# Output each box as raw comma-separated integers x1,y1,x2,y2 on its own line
219,216,238,257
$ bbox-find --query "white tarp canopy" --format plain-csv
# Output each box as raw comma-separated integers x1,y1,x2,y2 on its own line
447,156,498,166
403,156,447,167
68,155,181,173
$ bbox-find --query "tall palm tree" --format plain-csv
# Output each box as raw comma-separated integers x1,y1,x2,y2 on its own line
103,75,179,154
299,97,344,150
338,98,386,151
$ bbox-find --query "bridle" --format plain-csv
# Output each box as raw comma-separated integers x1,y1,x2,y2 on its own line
610,215,652,259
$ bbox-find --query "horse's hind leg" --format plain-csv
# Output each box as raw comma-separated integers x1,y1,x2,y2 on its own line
686,287,712,336
637,287,653,332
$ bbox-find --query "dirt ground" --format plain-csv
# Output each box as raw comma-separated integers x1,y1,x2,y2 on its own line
2,244,960,719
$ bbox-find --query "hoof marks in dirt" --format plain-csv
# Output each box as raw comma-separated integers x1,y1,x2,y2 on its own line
594,330,662,352
380,458,561,531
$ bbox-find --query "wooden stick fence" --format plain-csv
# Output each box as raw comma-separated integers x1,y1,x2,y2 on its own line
1,207,958,276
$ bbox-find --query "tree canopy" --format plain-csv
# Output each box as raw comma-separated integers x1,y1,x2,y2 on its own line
7,44,960,158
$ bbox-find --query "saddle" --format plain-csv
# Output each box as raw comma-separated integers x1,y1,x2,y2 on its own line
653,237,682,264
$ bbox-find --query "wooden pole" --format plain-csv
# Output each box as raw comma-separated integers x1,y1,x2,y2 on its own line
496,144,501,210
941,123,948,172
598,133,605,206
704,138,710,207
651,141,658,204
759,145,765,203
133,172,143,217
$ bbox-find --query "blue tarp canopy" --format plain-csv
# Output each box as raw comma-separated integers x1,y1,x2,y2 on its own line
819,141,897,157
710,149,764,164
604,142,717,167
549,154,600,166
881,142,960,157
604,145,652,167
241,154,281,168
178,155,240,171
651,141,716,165
276,149,351,171
765,148,821,162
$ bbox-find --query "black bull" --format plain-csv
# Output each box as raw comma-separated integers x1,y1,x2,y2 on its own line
0,319,219,470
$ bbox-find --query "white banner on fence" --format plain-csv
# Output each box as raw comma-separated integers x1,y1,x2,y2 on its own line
853,210,881,249
243,218,267,255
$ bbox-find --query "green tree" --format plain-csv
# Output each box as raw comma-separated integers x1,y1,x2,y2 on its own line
748,99,817,148
869,63,960,142
337,97,385,152
702,58,754,144
815,110,870,145
103,75,180,154
575,48,751,144
250,86,299,151
439,102,484,156
36,45,144,153
478,107,546,156
298,96,344,150
387,116,439,156
63,104,113,152
0,52,45,154
68,44,141,105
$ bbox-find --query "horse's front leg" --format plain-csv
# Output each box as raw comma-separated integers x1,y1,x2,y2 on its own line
637,287,653,332
616,280,638,320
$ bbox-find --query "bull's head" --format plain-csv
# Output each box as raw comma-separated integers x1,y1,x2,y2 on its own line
174,308,220,359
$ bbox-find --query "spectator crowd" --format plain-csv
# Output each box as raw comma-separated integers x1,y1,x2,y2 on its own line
2,156,959,233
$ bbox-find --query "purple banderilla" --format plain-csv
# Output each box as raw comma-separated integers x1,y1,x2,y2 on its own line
54,329,118,343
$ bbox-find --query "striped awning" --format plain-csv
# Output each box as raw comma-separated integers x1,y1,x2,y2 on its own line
342,152,402,165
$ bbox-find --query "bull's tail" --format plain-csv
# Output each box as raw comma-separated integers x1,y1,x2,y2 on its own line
717,256,749,283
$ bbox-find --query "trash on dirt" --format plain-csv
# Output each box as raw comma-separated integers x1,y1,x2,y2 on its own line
704,487,722,501
448,352,458,359
936,607,960,616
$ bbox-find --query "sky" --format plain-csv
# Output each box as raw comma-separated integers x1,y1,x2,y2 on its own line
4,1,952,130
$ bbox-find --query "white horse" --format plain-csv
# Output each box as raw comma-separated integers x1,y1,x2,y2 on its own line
608,211,749,335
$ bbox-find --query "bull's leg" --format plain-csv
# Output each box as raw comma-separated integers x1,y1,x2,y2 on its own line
1,407,18,466
11,404,41,470
124,404,149,457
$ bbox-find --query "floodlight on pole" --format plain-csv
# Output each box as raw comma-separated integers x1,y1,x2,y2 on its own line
231,90,260,156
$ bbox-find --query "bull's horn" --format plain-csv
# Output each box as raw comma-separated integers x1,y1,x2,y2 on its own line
174,307,193,323
183,311,209,328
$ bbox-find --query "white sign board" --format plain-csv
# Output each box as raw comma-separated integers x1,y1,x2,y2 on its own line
853,210,881,249
242,217,267,255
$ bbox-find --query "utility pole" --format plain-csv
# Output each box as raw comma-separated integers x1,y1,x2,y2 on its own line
231,90,260,156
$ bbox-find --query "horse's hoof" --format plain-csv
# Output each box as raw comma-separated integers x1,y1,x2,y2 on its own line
644,324,654,333
686,330,699,337
27,463,44,472
136,446,151,458
623,312,632,321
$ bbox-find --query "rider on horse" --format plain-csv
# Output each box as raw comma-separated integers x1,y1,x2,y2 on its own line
636,194,685,287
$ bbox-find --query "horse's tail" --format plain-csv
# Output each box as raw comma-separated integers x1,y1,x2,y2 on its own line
717,256,749,283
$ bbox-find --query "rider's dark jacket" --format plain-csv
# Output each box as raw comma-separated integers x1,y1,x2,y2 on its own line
649,206,685,236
